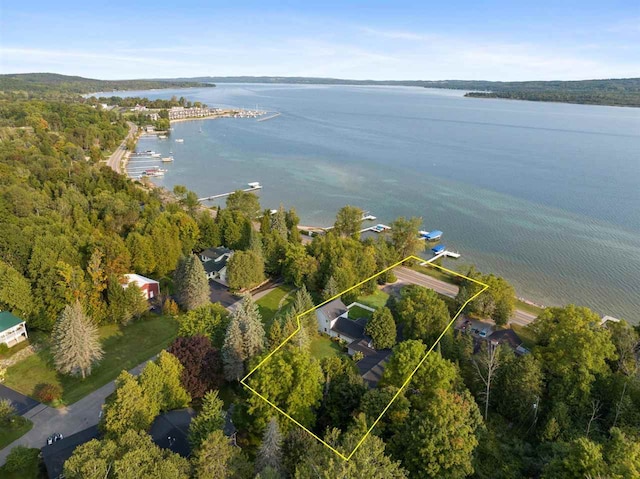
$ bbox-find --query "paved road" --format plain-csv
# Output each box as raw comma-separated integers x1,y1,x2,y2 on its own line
106,121,137,173
393,266,538,327
0,359,152,466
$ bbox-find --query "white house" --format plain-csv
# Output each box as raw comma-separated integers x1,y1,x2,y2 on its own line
0,311,28,348
200,247,233,286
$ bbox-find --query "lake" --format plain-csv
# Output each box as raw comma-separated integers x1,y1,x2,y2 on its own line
105,84,640,322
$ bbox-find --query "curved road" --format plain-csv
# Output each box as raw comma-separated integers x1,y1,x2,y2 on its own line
394,266,537,326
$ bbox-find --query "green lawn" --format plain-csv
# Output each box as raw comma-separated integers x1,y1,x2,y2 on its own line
511,324,537,350
357,290,390,309
0,417,33,449
309,336,345,360
256,284,296,326
410,263,458,285
348,305,374,320
4,315,179,406
0,447,41,479
515,299,544,317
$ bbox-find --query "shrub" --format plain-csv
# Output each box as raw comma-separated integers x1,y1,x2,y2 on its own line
0,343,9,355
4,446,39,473
163,298,180,317
0,398,16,424
35,383,63,403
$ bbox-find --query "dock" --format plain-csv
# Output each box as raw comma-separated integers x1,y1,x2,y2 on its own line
198,182,263,202
420,249,461,265
257,112,281,122
360,224,391,234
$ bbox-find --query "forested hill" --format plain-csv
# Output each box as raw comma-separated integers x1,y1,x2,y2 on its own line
0,73,214,99
175,75,640,107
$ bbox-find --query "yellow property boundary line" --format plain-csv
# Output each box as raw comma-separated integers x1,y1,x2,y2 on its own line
241,254,489,461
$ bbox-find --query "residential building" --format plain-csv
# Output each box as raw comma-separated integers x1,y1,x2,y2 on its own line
0,311,28,348
122,273,160,300
200,247,233,285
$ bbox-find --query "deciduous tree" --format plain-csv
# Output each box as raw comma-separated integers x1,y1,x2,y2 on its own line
333,205,363,238
365,306,396,349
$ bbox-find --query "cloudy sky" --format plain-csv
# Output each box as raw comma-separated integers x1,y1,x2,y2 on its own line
1,0,639,81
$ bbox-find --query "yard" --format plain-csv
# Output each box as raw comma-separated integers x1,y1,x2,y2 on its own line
3,315,179,406
348,305,374,320
309,335,345,360
510,324,538,350
256,284,296,326
0,417,33,450
356,290,390,310
0,447,40,479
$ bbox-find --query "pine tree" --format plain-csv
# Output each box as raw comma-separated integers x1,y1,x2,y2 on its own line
222,316,246,381
174,254,210,311
271,205,288,240
293,285,317,333
235,295,266,359
189,390,225,449
268,319,284,350
322,275,339,301
256,417,283,475
52,301,103,379
281,312,298,339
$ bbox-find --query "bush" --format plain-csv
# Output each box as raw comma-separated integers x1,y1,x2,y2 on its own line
34,383,62,403
0,398,16,424
0,344,9,355
163,298,180,317
4,446,39,473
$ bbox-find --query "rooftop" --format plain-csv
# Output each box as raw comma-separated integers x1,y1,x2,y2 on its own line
317,298,348,322
149,408,196,457
489,329,523,350
331,316,367,340
123,273,159,285
201,246,232,261
0,311,24,332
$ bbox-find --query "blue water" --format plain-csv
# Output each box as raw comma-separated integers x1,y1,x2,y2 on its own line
108,84,640,322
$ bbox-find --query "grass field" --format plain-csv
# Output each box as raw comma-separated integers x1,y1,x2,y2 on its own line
309,336,345,360
356,290,390,309
515,300,544,316
348,305,374,320
0,417,33,449
0,447,41,479
256,284,296,326
4,315,179,406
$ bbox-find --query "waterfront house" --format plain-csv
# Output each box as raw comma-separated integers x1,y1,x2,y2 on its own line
315,299,391,387
0,311,28,348
122,273,160,300
200,247,233,285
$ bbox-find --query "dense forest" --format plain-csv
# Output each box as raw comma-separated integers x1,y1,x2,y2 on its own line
173,75,640,107
0,81,639,479
0,73,214,100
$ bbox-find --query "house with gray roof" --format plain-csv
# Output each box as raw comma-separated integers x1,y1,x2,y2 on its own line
200,247,233,285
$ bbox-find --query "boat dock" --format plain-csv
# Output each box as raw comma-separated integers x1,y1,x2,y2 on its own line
420,248,461,265
360,223,391,234
198,182,263,202
257,112,281,122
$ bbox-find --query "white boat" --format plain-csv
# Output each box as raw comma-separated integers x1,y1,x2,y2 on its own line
150,153,161,158
158,135,167,139
175,138,184,143
161,156,174,163
247,182,261,189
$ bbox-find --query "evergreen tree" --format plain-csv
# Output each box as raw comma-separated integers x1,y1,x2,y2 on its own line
174,254,210,311
271,205,288,240
235,295,266,359
52,301,103,379
268,319,284,350
256,417,283,475
322,275,339,301
189,390,225,449
222,315,246,381
292,285,317,333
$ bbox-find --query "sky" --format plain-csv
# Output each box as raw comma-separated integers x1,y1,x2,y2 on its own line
1,1,639,81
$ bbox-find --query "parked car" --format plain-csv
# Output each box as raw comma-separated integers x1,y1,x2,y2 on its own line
479,329,488,338
46,433,63,446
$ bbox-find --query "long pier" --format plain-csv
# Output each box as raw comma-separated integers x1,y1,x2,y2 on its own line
198,183,263,202
420,250,461,264
257,112,281,122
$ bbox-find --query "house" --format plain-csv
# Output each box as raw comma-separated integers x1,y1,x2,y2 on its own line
315,299,391,388
488,328,529,355
122,273,160,300
41,409,197,479
0,311,28,348
200,247,233,285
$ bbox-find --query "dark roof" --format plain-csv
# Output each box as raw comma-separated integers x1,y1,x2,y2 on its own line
348,338,375,356
489,329,523,350
42,425,100,479
203,258,227,274
357,350,392,388
201,247,232,261
0,384,39,416
223,404,236,437
317,298,348,321
0,311,23,331
331,316,367,341
149,408,195,458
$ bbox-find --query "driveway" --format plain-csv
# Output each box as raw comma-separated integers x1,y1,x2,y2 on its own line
209,281,240,308
0,359,153,466
0,384,39,416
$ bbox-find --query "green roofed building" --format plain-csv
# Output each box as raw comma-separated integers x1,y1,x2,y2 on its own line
0,311,28,348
